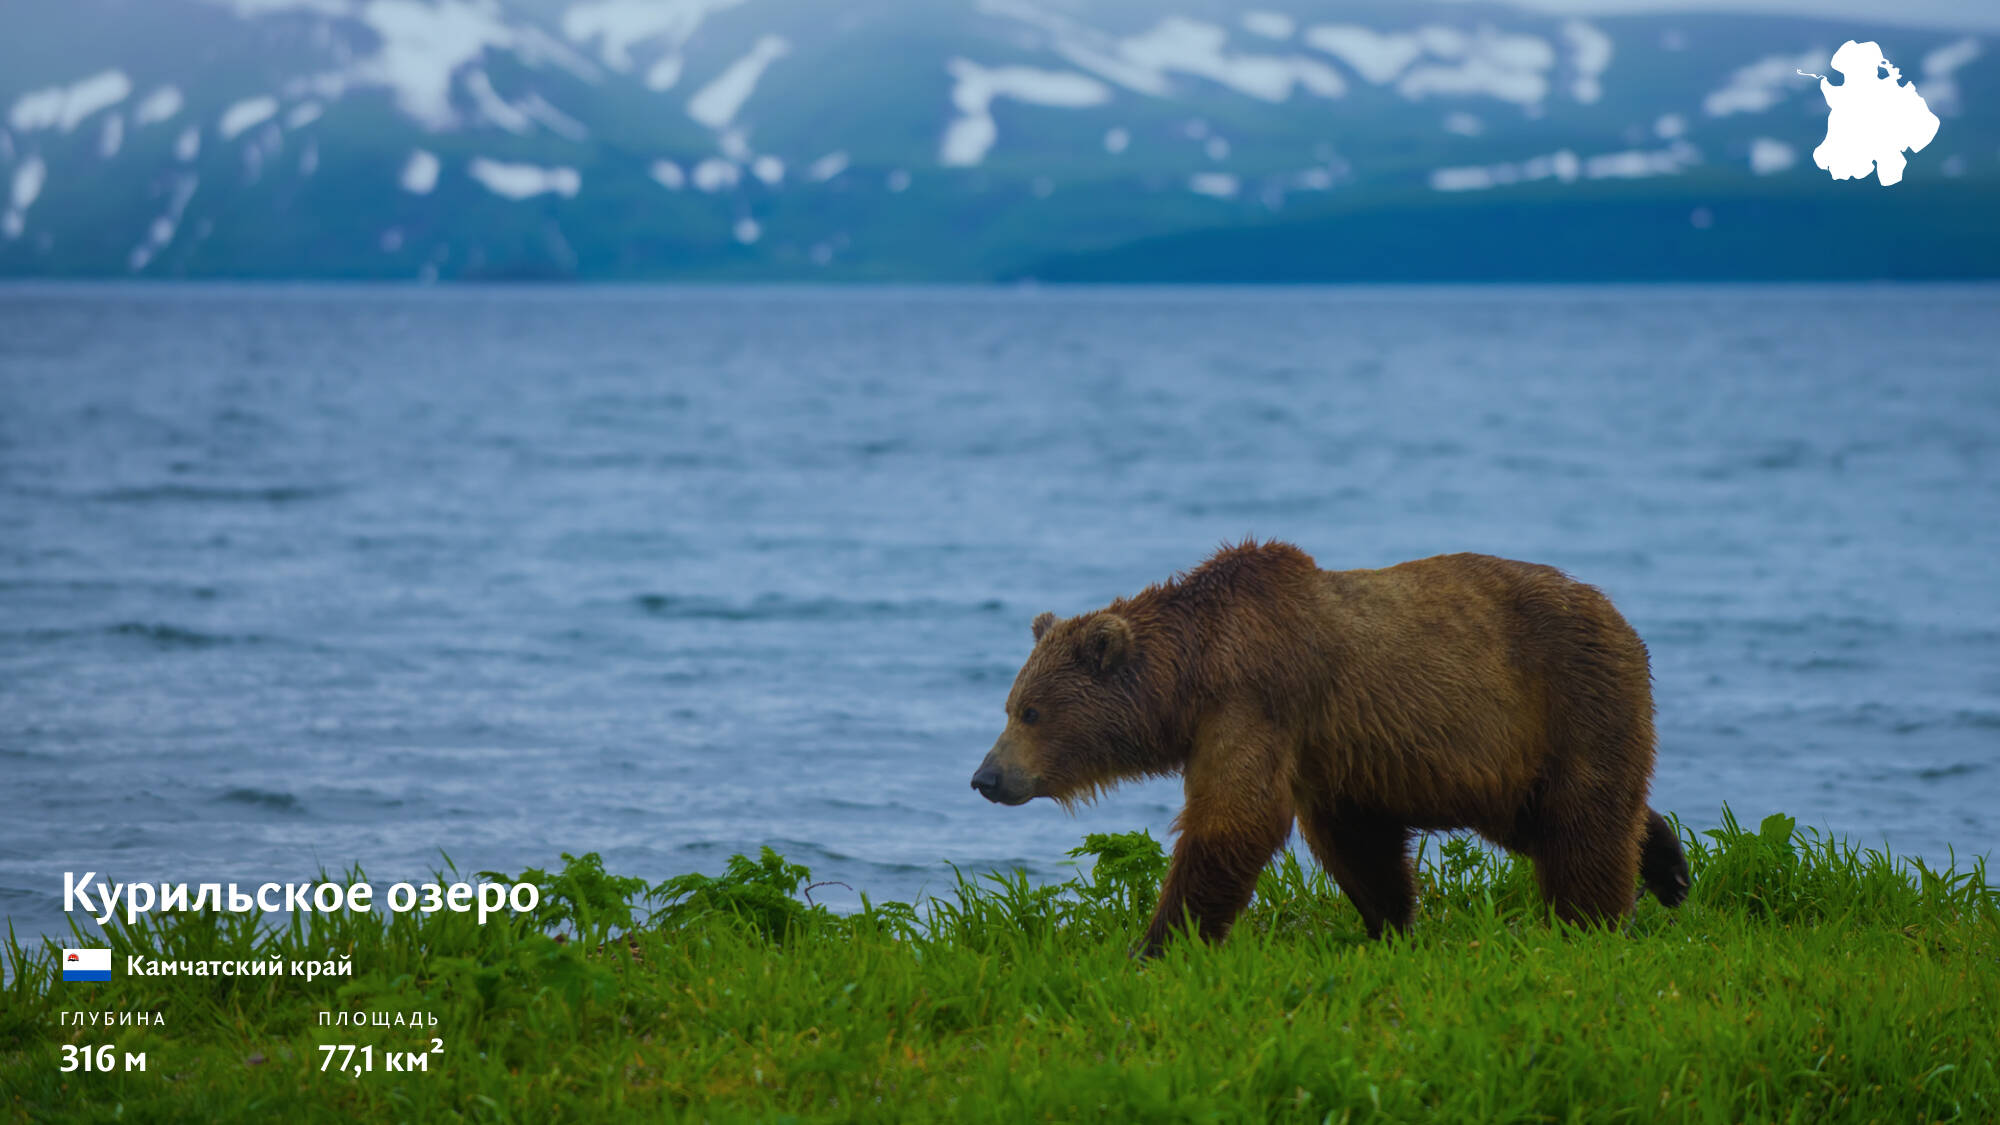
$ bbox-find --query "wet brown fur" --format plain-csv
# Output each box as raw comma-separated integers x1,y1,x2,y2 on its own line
983,540,1689,956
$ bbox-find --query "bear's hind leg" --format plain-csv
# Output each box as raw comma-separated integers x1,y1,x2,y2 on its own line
1299,801,1415,939
1527,812,1644,927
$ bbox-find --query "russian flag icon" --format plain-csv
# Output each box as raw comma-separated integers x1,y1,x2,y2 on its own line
62,948,111,982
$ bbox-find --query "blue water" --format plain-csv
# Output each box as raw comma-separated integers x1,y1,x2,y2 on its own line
2,284,1996,938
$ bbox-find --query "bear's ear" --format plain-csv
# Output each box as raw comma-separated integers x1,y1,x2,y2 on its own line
1031,612,1057,642
1081,614,1133,676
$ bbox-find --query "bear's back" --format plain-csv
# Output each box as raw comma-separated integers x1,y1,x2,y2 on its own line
1312,552,1642,702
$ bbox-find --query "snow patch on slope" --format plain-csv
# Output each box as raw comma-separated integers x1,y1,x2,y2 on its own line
564,0,746,71
1584,142,1699,179
807,151,849,182
134,86,184,127
1562,21,1613,104
1242,12,1294,41
9,70,133,133
521,94,588,141
459,73,587,140
688,36,790,129
1922,37,1981,114
1302,26,1425,85
468,158,579,199
1188,171,1239,198
1749,136,1795,175
4,156,48,239
129,173,199,272
692,157,738,191
941,58,1111,167
1430,142,1699,191
465,69,532,133
1119,17,1344,101
1397,30,1555,107
259,0,598,130
1432,149,1577,191
647,55,684,92
1704,50,1825,116
219,96,279,141
1306,24,1556,106
349,0,520,129
982,3,1340,102
401,148,441,193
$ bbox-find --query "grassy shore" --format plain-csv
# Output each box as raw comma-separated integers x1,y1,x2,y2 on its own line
4,810,1996,1124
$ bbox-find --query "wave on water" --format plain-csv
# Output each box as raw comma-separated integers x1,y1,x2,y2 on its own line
1916,763,1983,781
1830,703,2000,737
0,579,219,599
1174,490,1366,518
632,593,1006,622
88,483,344,504
0,622,267,649
668,837,943,878
763,839,964,879
810,796,952,825
1650,613,1904,641
216,788,305,813
108,622,258,649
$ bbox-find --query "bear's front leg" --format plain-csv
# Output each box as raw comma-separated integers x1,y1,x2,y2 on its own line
1138,804,1292,958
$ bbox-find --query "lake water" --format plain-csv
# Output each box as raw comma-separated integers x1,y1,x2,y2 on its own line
2,284,1996,938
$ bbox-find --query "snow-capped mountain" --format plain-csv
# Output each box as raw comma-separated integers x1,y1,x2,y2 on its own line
1,0,1992,280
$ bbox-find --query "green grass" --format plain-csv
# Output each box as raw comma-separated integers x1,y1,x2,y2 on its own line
4,810,1996,1123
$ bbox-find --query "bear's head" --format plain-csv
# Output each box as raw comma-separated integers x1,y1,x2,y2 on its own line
970,608,1150,807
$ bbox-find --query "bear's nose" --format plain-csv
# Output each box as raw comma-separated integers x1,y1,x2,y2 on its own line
970,765,1003,799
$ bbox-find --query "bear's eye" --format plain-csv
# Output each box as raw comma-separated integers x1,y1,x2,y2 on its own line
1021,706,1040,725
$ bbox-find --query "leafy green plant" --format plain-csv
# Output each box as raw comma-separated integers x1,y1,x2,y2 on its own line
652,846,821,941
502,851,650,948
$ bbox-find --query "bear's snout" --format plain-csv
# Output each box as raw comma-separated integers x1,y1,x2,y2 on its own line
971,746,1036,805
969,763,1005,799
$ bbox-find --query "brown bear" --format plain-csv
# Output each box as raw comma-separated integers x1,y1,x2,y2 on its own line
970,541,1689,956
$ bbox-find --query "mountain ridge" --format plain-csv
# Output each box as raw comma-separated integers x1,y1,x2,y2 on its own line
1,0,1992,281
